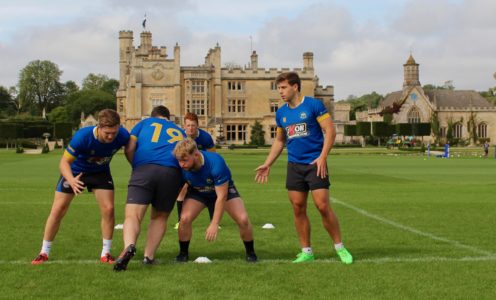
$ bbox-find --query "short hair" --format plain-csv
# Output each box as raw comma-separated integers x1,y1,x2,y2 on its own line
151,105,170,119
173,138,198,159
276,72,301,92
184,112,199,124
98,109,121,127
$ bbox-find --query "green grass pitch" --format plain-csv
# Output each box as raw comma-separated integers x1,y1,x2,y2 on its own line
0,148,495,299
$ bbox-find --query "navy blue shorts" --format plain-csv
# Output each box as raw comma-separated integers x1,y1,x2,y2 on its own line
56,171,114,194
186,185,240,208
127,164,184,212
286,162,330,192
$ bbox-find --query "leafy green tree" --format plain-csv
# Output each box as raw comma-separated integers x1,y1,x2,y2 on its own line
101,79,119,96
66,89,115,126
82,73,110,91
18,60,63,116
343,92,384,120
250,121,265,146
480,89,496,105
48,106,71,123
64,80,80,96
0,86,16,116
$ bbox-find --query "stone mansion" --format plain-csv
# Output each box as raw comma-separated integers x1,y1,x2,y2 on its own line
117,30,335,144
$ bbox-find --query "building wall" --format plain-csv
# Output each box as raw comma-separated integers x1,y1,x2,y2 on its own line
118,30,335,144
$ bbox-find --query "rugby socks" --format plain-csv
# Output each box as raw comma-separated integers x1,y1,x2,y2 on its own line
41,240,52,256
179,240,190,254
243,240,255,254
177,201,183,221
334,243,344,251
101,239,112,257
302,247,313,255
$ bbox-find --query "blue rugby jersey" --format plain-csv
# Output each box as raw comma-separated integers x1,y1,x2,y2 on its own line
64,126,130,174
182,151,233,195
194,128,215,151
130,117,186,168
275,96,330,164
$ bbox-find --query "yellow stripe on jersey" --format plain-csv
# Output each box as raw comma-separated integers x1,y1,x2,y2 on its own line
130,135,138,141
317,113,330,123
277,127,284,133
63,150,76,162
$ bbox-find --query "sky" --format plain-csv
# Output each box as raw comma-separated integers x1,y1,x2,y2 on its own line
0,0,495,100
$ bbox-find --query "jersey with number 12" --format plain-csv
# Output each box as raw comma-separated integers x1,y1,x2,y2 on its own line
130,117,186,168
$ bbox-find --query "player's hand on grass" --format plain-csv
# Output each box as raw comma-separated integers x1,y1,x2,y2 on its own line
311,156,328,179
69,173,85,194
254,164,270,183
205,223,219,241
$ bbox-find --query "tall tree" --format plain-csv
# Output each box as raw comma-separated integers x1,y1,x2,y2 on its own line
250,121,265,146
0,86,15,116
82,73,110,91
18,60,63,116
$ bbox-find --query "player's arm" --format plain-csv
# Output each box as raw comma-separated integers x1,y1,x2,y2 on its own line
311,114,336,178
205,182,228,241
59,151,84,194
124,136,137,164
254,128,285,183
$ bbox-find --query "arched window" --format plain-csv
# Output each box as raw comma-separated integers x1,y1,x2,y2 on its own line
453,122,463,138
407,107,420,123
477,123,487,138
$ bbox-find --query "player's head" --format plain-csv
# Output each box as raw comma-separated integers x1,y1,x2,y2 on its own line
97,109,121,143
276,72,301,103
173,138,200,171
151,105,170,119
184,112,199,137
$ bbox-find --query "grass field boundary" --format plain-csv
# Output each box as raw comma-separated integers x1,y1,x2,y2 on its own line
4,255,496,266
332,197,493,256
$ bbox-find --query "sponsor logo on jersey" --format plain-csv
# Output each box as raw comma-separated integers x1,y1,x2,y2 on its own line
282,117,286,123
63,181,70,188
87,156,112,165
300,112,307,120
285,123,308,139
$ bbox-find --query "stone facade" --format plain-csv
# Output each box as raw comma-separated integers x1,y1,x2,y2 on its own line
357,55,496,144
117,31,334,144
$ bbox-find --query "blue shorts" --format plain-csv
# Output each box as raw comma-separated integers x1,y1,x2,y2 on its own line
127,164,184,212
186,185,240,208
286,162,330,192
56,171,114,193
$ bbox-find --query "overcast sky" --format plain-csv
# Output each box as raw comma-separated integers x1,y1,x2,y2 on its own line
0,0,495,100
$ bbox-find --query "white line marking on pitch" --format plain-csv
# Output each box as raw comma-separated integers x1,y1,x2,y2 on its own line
332,197,493,256
2,256,496,265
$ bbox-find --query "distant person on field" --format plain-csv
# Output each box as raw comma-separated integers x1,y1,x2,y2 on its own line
483,141,489,158
113,105,185,271
175,112,216,230
173,139,257,263
32,109,130,265
255,72,353,264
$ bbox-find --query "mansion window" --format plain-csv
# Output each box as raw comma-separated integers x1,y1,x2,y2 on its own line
407,107,420,123
151,99,163,108
270,102,279,113
453,123,462,138
191,80,205,93
270,126,277,139
440,127,447,138
227,81,244,91
270,81,277,90
187,99,206,116
228,99,245,113
478,123,487,138
226,124,247,142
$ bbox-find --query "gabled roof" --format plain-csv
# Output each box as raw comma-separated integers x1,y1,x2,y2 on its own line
379,89,494,110
425,90,493,108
